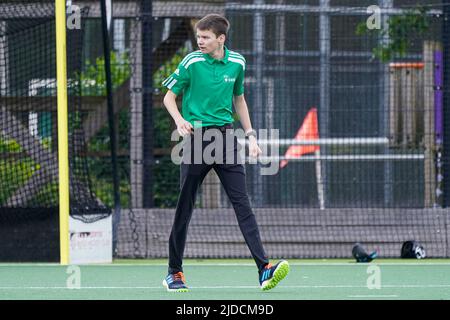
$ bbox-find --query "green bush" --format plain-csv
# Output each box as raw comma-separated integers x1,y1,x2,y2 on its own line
77,51,131,96
0,138,22,153
0,158,39,205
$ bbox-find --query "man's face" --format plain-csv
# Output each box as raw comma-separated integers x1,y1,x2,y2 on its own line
196,29,225,54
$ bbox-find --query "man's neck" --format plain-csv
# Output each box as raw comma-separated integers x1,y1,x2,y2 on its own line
209,46,225,60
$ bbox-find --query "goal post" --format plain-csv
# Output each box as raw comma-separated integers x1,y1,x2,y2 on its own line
55,0,70,265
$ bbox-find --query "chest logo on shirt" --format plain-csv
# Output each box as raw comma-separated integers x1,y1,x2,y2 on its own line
223,75,236,83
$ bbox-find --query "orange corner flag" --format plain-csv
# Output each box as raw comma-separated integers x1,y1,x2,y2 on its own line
280,108,320,168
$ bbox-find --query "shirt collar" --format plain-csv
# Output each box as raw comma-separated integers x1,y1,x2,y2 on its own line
203,46,229,64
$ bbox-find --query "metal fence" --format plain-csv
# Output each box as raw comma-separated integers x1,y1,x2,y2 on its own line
2,0,450,259
114,1,450,258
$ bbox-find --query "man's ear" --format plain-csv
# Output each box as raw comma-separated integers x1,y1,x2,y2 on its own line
218,34,226,44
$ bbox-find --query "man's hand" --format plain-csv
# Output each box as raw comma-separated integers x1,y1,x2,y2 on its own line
175,118,193,137
248,135,262,158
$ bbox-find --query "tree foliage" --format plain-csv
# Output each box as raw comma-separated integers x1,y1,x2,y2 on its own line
356,6,430,62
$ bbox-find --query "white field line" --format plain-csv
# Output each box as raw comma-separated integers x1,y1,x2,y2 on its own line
348,295,399,298
1,284,450,290
2,262,450,267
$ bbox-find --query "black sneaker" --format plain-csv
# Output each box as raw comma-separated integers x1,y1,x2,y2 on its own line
259,260,290,291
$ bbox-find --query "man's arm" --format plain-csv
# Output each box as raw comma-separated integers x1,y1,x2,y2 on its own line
233,94,253,134
163,90,193,136
234,94,262,158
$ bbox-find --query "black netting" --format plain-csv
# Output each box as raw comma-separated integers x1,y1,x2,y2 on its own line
2,1,450,261
0,2,110,261
117,1,450,259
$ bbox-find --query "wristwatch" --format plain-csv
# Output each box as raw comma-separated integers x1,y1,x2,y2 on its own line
245,129,257,139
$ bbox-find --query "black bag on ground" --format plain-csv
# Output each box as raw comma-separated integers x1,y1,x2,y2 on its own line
352,243,377,263
401,240,426,259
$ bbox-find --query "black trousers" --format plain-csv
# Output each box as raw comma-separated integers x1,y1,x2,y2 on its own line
168,125,269,274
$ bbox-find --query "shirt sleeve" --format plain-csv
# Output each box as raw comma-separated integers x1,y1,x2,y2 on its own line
162,63,190,95
233,64,245,96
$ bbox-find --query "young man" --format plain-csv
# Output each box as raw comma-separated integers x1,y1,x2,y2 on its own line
162,14,289,292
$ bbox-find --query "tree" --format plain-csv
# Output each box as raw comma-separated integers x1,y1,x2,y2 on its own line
356,6,429,62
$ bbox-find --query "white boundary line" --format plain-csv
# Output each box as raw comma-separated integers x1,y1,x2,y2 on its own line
1,284,450,290
2,262,450,267
348,295,399,298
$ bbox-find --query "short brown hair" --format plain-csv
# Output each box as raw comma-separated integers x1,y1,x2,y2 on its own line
195,14,230,38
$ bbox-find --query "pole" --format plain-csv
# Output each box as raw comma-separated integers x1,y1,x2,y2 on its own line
253,0,264,206
100,0,121,254
442,3,450,207
315,150,325,209
142,0,154,208
55,0,70,265
319,0,330,207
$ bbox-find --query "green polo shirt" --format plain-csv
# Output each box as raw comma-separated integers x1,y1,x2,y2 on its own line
162,46,246,127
